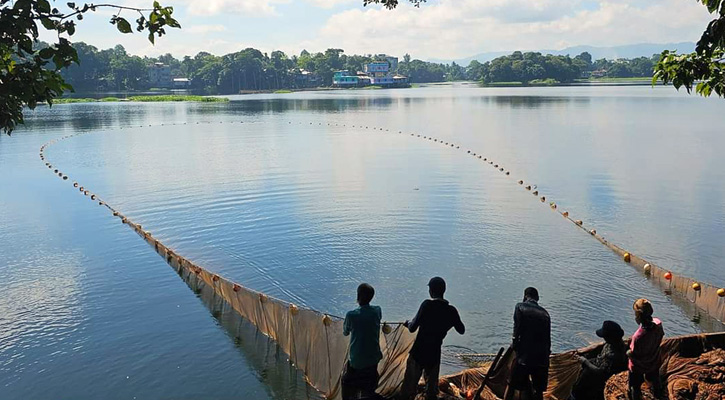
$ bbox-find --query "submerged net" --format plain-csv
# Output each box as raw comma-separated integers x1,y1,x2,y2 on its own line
131,221,417,399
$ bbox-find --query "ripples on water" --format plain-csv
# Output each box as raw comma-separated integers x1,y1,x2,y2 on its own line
2,85,724,399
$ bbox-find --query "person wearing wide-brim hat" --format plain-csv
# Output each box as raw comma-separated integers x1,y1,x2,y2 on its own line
570,321,628,400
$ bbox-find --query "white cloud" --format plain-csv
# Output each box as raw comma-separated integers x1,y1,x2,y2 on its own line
177,0,291,16
306,0,356,9
301,0,713,59
186,24,229,34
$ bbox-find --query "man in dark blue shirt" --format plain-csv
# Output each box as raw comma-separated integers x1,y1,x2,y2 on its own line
342,283,383,400
505,287,551,400
400,277,465,400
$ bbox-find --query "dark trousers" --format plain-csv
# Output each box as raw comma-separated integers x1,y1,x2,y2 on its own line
505,361,549,400
628,369,661,400
400,355,440,400
341,362,379,400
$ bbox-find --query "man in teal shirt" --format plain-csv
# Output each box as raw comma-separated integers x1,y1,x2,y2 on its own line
342,283,383,400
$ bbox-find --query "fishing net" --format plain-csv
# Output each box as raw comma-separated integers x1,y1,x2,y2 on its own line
127,221,416,399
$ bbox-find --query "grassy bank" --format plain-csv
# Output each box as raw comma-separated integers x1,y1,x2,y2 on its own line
127,95,229,102
582,77,653,83
273,89,293,94
53,95,228,104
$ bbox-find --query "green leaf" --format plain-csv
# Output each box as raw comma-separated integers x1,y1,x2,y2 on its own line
37,0,51,13
116,18,132,34
148,32,155,44
40,18,56,30
39,47,55,59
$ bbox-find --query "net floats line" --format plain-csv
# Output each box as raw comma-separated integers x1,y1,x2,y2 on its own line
289,121,725,324
39,120,725,397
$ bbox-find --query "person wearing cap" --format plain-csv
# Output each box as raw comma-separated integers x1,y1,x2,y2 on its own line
342,283,383,400
504,287,551,400
627,298,664,400
570,321,628,400
400,277,465,400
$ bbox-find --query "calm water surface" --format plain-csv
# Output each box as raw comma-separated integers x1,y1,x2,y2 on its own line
2,84,724,399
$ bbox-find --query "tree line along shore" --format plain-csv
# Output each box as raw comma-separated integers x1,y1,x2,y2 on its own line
58,43,661,97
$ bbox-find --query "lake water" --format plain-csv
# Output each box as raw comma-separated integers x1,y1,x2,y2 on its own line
2,83,724,399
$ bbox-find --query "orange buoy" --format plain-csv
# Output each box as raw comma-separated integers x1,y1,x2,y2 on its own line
563,211,569,217
233,283,242,292
589,229,596,235
643,264,652,275
692,282,701,291
717,288,725,297
575,220,583,225
623,253,631,262
664,272,673,280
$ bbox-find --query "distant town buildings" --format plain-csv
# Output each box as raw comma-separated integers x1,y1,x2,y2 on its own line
148,63,192,89
173,78,191,88
333,55,408,88
148,63,172,88
295,70,322,88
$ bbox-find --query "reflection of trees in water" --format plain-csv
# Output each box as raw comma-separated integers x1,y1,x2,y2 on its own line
192,98,402,115
192,278,317,400
473,96,592,109
19,104,149,133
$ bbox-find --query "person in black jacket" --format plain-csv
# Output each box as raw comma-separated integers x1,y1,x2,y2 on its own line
504,287,551,400
570,321,628,400
400,277,465,400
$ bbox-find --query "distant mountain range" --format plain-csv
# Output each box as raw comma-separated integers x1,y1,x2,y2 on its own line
428,42,696,66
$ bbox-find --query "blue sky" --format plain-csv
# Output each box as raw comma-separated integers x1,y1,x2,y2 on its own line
54,0,715,60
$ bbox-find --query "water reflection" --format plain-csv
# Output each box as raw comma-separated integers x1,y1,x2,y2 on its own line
192,275,322,400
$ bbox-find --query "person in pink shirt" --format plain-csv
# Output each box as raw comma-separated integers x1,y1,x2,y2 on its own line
627,298,665,400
